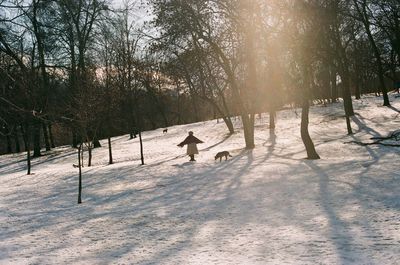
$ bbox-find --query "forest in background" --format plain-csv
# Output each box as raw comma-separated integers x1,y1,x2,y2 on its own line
1,0,400,161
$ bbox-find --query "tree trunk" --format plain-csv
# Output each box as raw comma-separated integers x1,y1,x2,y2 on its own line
342,75,355,117
26,140,31,175
77,143,82,204
330,66,338,102
346,115,353,135
354,58,362,100
108,137,113,165
139,130,144,165
148,118,156,130
205,97,235,134
213,105,217,120
161,111,169,128
42,122,51,151
48,124,55,148
5,126,12,154
14,125,21,153
332,23,354,116
222,117,235,134
242,114,255,149
219,91,235,132
353,0,390,106
269,110,276,129
215,104,234,134
20,124,28,151
191,94,200,122
22,123,32,175
33,121,41,157
130,119,137,139
81,144,84,166
368,40,390,105
88,129,101,148
6,135,12,154
88,144,92,167
72,130,78,148
301,100,320,160
250,113,255,140
337,48,354,116
355,83,361,100
93,139,101,148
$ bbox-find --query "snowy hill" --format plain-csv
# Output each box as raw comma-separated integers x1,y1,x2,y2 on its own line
1,94,400,265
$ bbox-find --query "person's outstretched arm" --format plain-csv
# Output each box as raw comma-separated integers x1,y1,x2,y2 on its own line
178,136,189,147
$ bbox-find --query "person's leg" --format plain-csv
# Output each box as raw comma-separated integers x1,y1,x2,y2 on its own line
189,155,195,161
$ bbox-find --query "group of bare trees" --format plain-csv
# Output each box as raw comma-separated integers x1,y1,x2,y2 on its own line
1,0,400,165
149,0,399,158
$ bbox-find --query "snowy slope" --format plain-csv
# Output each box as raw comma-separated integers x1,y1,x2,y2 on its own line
1,94,400,265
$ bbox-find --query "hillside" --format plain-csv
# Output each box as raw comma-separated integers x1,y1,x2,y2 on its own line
1,94,400,265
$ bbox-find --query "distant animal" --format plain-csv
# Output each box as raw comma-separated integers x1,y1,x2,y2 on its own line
73,164,83,168
215,151,232,162
163,128,168,133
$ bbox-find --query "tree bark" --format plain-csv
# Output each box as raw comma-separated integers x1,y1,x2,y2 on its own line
301,100,320,160
354,82,361,100
242,114,255,149
20,124,28,151
5,125,12,154
93,139,101,148
33,121,41,157
88,144,92,167
353,0,390,106
346,115,353,135
139,130,144,165
42,122,51,151
222,117,235,134
6,135,12,154
22,123,32,175
203,97,234,134
14,125,21,153
48,124,55,148
330,66,338,102
77,143,82,204
27,140,31,175
332,22,354,116
342,75,355,117
269,110,276,129
108,137,113,165
72,130,78,148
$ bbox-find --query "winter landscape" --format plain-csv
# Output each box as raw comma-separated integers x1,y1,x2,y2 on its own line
2,0,400,264
1,94,400,265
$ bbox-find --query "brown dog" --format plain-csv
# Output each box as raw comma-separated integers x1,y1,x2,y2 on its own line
215,151,232,162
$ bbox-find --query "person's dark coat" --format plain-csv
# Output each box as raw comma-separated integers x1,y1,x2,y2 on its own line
178,135,204,155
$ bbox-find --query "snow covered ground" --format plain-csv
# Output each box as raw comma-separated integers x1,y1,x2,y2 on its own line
1,94,400,265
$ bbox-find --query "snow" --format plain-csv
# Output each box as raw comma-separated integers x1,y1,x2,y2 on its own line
1,94,400,265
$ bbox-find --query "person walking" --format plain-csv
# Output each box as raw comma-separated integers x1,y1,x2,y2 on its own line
178,131,204,161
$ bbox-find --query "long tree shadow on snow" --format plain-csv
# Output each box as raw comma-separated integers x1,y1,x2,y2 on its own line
0,148,76,176
305,160,363,264
96,149,252,264
388,105,400,113
351,114,382,137
304,160,400,264
199,133,233,152
5,148,255,264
